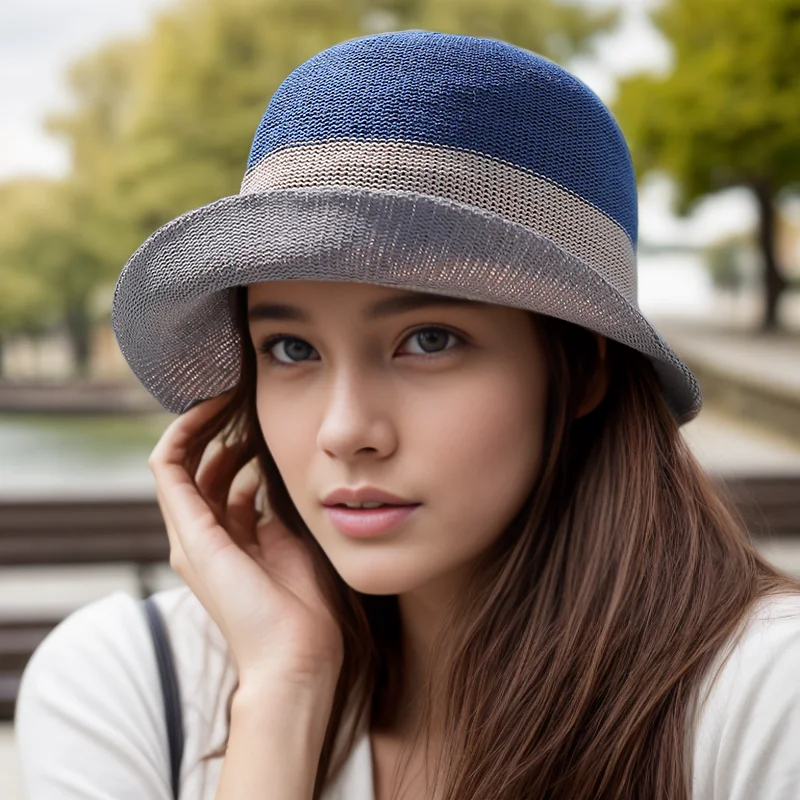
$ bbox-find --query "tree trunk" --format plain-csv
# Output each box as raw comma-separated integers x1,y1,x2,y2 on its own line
751,177,787,331
64,300,92,379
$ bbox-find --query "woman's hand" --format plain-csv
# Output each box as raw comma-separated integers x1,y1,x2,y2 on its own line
148,390,343,690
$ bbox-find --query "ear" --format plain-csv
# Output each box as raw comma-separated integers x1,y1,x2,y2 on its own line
574,334,609,419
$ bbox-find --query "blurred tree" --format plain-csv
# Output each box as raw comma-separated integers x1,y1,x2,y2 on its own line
0,181,59,377
103,0,368,245
410,0,616,62
46,39,146,283
0,266,53,379
615,0,800,331
0,179,106,377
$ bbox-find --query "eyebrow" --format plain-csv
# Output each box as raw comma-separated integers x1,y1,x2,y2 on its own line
248,291,481,323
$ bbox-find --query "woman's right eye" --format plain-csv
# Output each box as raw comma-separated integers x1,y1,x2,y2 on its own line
257,335,319,367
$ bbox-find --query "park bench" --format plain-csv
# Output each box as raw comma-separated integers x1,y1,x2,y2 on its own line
0,497,168,720
1,477,799,720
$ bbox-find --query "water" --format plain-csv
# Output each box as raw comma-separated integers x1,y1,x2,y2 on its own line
0,413,172,498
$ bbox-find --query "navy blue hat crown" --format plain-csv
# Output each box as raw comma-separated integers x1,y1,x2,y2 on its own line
247,29,637,245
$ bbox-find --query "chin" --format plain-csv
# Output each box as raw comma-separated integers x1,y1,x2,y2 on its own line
328,553,433,596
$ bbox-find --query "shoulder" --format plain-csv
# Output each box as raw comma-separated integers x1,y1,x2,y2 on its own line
15,589,174,797
15,586,235,799
16,585,232,696
16,586,222,701
692,592,800,800
17,589,158,711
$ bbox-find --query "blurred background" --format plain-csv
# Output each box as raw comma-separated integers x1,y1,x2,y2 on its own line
1,0,799,795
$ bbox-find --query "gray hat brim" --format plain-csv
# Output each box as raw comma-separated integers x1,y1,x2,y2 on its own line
112,186,701,422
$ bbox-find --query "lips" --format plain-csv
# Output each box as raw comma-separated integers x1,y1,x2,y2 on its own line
321,485,418,507
331,503,395,508
325,503,420,537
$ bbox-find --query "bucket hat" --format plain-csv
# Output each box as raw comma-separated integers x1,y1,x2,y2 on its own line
112,29,702,423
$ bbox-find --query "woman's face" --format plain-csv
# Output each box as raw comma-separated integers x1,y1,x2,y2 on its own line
247,280,549,597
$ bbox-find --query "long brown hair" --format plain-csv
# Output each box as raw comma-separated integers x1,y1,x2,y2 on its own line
189,284,800,799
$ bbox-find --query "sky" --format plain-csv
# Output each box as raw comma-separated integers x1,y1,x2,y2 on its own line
0,0,757,246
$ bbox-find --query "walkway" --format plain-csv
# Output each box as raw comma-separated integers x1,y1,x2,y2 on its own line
654,315,800,442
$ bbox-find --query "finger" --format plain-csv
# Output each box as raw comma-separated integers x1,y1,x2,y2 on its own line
158,507,219,626
149,390,237,540
153,478,192,582
148,392,239,609
149,388,236,471
150,439,238,574
154,475,230,620
195,437,248,520
226,458,262,543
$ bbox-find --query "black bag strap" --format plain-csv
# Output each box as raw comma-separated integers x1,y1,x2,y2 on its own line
142,596,184,800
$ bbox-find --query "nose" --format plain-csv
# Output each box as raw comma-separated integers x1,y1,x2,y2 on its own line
316,368,397,460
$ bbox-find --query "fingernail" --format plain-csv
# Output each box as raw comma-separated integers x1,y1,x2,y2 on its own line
181,387,237,414
181,398,205,414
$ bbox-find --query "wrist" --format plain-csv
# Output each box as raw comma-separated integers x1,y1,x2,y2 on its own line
231,671,338,760
238,648,342,692
217,667,339,800
234,663,340,717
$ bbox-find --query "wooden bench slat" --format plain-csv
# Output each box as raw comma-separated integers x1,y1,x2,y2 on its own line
0,673,22,720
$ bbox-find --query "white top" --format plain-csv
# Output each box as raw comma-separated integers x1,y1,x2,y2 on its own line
14,586,800,799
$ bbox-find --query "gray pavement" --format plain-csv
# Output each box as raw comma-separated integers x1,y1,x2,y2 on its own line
681,405,800,474
1,724,21,800
654,315,800,402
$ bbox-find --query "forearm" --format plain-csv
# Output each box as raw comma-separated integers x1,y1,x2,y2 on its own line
214,671,339,800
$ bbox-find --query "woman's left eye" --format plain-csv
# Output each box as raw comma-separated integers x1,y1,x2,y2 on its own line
400,327,463,357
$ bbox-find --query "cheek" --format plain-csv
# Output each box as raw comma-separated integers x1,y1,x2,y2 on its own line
415,363,547,540
255,385,312,494
335,367,547,595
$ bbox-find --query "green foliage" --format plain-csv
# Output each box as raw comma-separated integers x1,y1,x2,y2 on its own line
0,177,111,376
615,0,800,212
410,0,617,63
106,0,368,241
46,39,146,273
0,266,53,337
0,180,65,336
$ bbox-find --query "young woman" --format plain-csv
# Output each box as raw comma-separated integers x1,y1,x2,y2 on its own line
16,29,800,800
